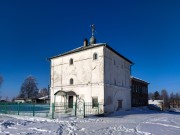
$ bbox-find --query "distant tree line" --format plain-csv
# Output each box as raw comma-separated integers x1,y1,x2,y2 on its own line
149,89,180,109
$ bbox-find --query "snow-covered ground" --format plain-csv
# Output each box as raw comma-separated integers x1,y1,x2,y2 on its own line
0,108,180,135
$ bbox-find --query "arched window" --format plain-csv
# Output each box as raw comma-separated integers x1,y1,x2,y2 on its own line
70,78,74,85
93,53,98,60
69,58,73,65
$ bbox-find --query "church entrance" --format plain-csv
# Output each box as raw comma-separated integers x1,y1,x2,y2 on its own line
68,96,73,108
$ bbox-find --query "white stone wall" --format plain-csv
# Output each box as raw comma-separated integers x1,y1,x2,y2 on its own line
50,45,132,113
104,47,131,112
104,86,131,112
50,46,104,105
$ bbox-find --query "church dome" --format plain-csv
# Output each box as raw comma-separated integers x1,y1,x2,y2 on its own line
89,36,96,45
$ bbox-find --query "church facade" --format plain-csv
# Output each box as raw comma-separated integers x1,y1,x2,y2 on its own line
50,26,133,114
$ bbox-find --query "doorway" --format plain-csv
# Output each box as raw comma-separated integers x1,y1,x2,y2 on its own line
68,96,73,108
117,100,123,111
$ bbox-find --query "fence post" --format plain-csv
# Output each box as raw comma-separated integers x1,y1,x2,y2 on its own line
98,103,99,115
32,103,35,116
52,103,55,119
75,102,77,117
18,103,20,115
83,102,85,118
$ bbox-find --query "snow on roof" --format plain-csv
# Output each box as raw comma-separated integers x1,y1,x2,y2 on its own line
131,76,150,84
38,95,50,100
49,43,133,64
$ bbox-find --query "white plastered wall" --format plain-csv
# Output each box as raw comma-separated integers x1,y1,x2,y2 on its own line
104,47,131,112
50,45,105,106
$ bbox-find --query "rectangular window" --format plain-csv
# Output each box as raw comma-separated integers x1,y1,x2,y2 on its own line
92,97,98,108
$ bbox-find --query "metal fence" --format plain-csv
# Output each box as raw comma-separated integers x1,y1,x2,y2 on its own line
83,102,104,117
51,102,104,118
0,102,103,118
0,102,50,117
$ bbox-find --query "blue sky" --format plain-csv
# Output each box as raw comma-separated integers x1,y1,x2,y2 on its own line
0,0,180,98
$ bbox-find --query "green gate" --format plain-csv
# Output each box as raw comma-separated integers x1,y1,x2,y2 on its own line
76,97,85,118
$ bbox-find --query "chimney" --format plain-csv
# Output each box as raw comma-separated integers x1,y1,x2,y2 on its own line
84,38,88,47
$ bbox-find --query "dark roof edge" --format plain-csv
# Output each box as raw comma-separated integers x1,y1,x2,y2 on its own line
48,44,104,60
49,43,133,64
104,44,133,64
131,76,150,84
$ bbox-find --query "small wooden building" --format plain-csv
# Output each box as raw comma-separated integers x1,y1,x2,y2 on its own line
131,76,149,107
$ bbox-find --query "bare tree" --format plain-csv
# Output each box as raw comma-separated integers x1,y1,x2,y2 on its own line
170,92,175,107
175,93,180,107
18,76,39,99
160,89,169,109
170,92,174,100
38,88,49,97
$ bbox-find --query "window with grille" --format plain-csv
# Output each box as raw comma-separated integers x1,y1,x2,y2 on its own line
92,97,98,107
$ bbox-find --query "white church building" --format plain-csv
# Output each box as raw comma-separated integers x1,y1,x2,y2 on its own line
49,25,133,114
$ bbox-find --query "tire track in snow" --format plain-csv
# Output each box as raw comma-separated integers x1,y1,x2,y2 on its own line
144,121,180,129
135,115,157,135
135,124,154,135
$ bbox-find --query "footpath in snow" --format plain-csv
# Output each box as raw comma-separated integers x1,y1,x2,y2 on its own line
0,107,180,135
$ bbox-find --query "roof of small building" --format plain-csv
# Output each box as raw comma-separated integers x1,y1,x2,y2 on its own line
131,76,150,84
0,100,8,102
49,43,133,64
14,98,26,100
38,95,50,100
148,100,164,103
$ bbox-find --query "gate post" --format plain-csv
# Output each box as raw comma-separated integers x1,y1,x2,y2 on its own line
32,103,35,116
52,103,55,119
75,95,77,117
83,102,85,118
98,103,99,115
75,102,77,116
18,103,20,115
